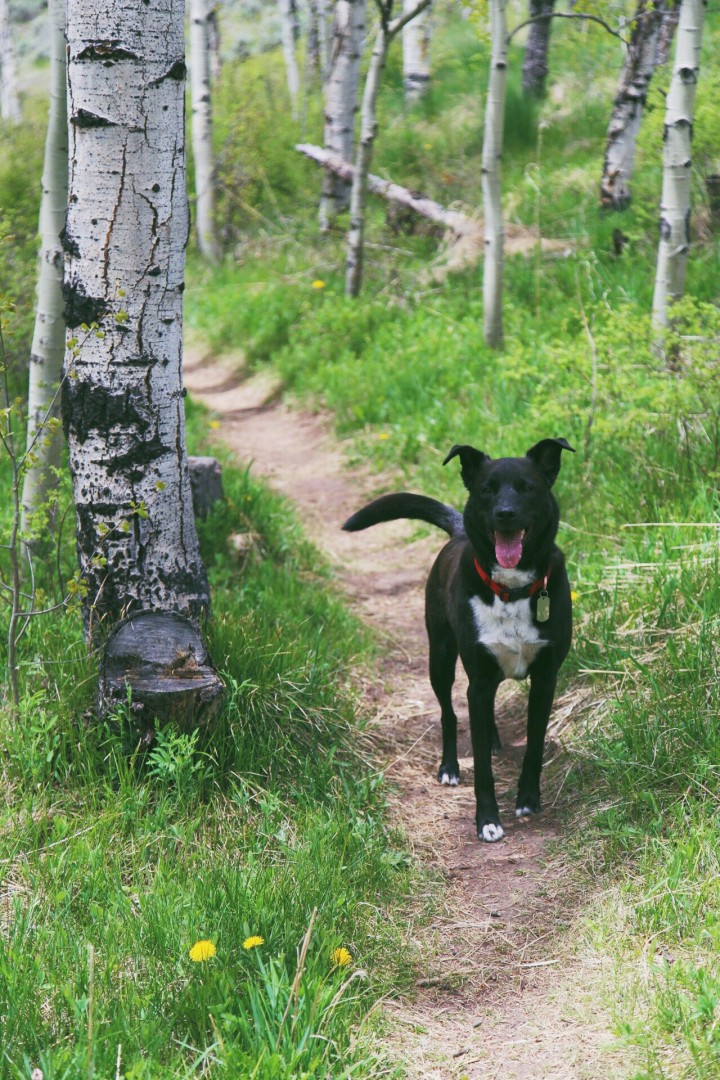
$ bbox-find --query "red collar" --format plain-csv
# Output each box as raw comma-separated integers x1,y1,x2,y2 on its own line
474,556,549,603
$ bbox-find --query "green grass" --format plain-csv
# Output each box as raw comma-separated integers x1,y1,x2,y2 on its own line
0,397,425,1077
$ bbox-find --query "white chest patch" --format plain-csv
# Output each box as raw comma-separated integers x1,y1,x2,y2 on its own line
469,592,546,680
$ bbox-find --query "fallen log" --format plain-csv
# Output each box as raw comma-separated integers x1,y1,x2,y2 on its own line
296,142,572,279
296,143,479,238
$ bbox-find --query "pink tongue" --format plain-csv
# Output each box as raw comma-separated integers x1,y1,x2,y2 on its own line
495,531,524,569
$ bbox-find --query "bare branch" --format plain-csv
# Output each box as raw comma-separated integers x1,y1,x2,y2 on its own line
508,11,629,47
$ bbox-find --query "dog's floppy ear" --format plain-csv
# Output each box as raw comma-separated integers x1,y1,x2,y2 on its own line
525,438,575,487
443,444,490,490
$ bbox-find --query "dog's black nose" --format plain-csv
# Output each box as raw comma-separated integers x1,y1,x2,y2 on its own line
495,507,518,525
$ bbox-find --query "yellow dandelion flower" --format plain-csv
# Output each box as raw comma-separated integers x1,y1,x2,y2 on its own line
311,279,326,289
377,433,390,440
331,947,352,968
189,939,216,962
243,935,265,950
209,419,221,430
570,591,579,602
423,142,432,150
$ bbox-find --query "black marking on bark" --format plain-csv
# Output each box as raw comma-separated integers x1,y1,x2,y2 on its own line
71,109,118,128
147,266,161,277
150,60,186,87
61,276,107,329
107,433,169,477
59,222,81,258
62,379,151,445
678,66,698,85
685,207,691,243
152,183,161,192
659,215,672,241
76,42,139,63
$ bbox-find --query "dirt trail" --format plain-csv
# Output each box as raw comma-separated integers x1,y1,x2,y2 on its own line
184,348,630,1079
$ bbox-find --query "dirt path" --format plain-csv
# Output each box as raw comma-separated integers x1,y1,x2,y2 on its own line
185,347,631,1079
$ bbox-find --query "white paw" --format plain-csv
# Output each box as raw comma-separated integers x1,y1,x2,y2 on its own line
515,806,533,818
439,772,460,786
439,772,450,785
480,823,504,842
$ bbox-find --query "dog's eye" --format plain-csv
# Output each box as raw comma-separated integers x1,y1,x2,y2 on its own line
515,480,534,494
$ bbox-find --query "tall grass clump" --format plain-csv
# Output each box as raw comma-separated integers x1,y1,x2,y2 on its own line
0,395,423,1077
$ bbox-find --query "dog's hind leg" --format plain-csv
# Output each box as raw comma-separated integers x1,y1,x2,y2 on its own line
428,627,460,786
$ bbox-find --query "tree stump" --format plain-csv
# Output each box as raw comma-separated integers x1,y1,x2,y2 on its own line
99,611,225,731
188,456,224,520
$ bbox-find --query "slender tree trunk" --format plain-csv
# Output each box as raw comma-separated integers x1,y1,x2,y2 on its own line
21,0,67,547
190,0,219,262
345,17,388,297
316,0,331,79
279,0,301,119
600,0,663,210
521,0,554,98
402,0,431,104
345,0,431,296
62,0,211,644
651,0,706,331
0,0,21,123
656,0,680,64
207,4,221,84
482,0,508,349
319,0,366,231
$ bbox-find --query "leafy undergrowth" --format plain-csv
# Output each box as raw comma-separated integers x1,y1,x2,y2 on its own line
0,401,423,1078
186,8,720,1077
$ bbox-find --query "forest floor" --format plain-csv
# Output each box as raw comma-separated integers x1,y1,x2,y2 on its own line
185,344,635,1080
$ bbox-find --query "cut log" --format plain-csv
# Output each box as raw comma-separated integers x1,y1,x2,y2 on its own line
188,455,224,520
99,611,225,731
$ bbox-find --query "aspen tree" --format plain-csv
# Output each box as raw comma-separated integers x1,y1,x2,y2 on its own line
0,0,20,123
600,0,663,210
652,0,706,330
345,0,431,296
521,0,554,97
190,0,219,261
21,0,67,545
63,0,211,643
279,0,301,119
402,0,431,103
319,0,366,231
482,0,507,349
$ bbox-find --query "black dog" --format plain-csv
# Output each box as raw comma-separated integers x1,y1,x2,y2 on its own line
343,438,575,842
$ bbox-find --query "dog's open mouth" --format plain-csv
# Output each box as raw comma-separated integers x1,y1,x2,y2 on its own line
493,529,527,569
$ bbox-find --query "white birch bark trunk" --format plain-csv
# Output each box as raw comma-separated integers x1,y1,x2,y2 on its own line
62,0,210,642
482,0,508,350
600,0,662,210
319,0,366,231
279,0,301,120
651,0,706,331
207,4,221,84
21,0,67,544
0,0,21,123
345,0,430,296
402,0,431,104
190,0,219,262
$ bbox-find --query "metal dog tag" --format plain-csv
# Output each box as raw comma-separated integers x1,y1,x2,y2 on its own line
536,591,550,623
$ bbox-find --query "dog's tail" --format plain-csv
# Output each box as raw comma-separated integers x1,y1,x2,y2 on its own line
342,493,464,537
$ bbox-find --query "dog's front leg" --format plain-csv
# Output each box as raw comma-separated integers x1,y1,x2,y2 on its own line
516,665,558,817
467,672,503,842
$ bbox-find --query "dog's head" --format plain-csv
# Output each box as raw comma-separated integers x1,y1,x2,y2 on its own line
443,438,575,570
